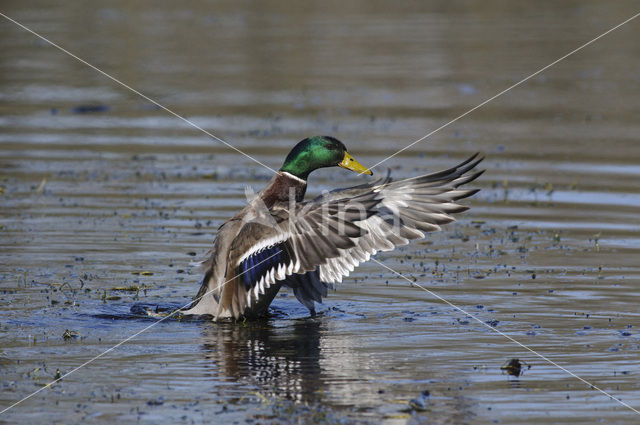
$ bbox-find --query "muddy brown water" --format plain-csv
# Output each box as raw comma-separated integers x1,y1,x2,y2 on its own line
2,1,640,424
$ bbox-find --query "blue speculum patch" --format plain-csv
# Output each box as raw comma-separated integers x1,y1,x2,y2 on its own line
240,244,286,290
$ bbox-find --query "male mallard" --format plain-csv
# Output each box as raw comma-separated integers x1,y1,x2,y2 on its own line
184,136,483,320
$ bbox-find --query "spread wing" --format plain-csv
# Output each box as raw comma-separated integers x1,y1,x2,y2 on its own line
222,153,484,317
318,153,484,283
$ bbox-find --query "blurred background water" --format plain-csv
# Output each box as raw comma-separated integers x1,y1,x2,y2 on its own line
1,1,640,424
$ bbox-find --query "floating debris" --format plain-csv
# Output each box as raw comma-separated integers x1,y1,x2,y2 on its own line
62,329,81,340
147,396,164,406
36,178,47,195
71,104,110,114
408,390,430,411
111,285,140,292
501,358,530,377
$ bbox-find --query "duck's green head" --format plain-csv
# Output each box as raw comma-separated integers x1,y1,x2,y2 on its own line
280,136,372,180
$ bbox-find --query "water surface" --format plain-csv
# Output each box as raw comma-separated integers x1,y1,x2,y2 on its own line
2,1,640,424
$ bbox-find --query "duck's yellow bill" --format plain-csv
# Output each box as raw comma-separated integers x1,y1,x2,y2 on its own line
339,152,373,175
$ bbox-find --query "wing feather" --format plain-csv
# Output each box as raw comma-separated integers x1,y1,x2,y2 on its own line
221,153,484,316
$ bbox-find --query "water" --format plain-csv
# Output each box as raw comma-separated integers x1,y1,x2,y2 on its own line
2,1,640,424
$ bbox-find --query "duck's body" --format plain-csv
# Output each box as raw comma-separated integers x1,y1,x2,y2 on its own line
183,136,483,320
185,171,308,319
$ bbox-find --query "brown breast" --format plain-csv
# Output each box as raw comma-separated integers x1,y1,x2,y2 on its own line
260,172,307,208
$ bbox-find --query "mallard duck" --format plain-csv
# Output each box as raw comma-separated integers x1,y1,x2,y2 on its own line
183,136,483,320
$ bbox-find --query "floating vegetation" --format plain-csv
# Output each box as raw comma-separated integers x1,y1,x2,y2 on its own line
111,285,141,292
101,284,149,301
591,232,601,252
543,182,554,196
35,178,47,195
28,367,40,379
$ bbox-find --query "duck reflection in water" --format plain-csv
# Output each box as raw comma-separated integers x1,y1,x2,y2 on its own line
199,317,324,402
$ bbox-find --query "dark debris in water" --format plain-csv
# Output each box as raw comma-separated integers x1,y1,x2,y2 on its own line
62,329,81,340
111,285,142,292
501,358,530,377
147,397,165,406
71,104,110,114
408,390,430,411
